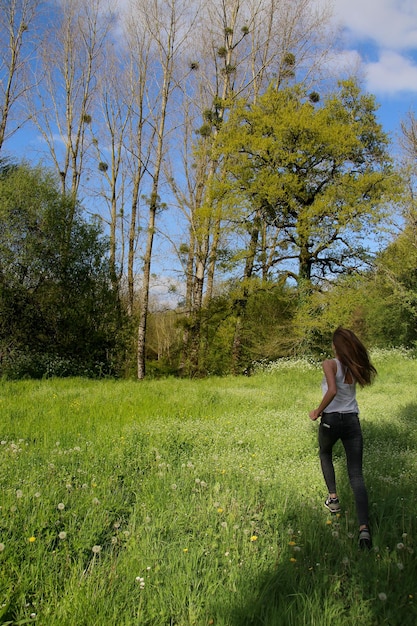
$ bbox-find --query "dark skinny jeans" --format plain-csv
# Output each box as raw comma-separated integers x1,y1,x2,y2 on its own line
319,411,369,527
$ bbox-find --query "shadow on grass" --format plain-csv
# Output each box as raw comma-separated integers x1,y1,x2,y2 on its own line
213,404,417,626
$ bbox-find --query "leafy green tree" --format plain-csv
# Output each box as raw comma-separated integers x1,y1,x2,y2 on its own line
213,79,397,286
208,79,399,368
364,225,417,348
0,164,124,378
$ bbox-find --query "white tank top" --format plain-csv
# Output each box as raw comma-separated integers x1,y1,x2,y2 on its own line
321,358,359,413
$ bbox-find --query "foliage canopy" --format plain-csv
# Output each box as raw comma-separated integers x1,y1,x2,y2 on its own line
212,80,398,285
0,163,124,378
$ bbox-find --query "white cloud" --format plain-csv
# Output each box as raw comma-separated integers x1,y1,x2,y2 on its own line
316,0,417,100
365,50,417,94
331,0,417,50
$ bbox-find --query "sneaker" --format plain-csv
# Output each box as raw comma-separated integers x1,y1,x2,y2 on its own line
324,496,341,514
359,527,372,550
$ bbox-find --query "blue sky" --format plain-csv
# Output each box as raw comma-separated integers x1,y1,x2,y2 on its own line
322,0,417,143
7,0,416,159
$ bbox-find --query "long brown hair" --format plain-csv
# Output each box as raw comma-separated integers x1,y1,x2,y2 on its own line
332,327,377,387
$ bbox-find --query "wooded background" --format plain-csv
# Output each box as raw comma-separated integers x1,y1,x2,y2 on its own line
1,0,416,379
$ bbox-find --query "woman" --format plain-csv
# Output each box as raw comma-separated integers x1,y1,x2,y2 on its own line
309,327,377,550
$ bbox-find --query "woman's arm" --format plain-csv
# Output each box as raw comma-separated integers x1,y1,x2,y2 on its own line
309,359,337,421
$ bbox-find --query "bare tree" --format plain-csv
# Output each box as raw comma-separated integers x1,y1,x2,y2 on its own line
0,0,40,153
135,0,200,379
401,111,417,162
29,0,114,207
87,40,132,290
122,9,154,315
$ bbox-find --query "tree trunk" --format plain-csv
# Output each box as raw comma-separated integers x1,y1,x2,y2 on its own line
137,202,156,379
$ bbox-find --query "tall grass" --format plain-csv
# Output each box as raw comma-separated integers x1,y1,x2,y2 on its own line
1,351,416,625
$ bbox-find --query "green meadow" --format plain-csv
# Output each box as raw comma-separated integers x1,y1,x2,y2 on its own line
1,350,417,626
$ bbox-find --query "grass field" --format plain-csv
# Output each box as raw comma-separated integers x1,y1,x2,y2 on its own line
1,350,417,625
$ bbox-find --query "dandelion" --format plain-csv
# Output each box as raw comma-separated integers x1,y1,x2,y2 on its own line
290,557,297,563
171,484,177,490
397,562,404,570
57,503,65,511
217,508,224,513
294,546,301,552
0,543,5,552
183,548,188,553
30,613,36,619
378,593,387,602
58,531,67,540
34,492,41,498
342,556,349,565
111,537,117,545
92,545,101,554
92,498,100,505
288,541,296,546
250,535,258,542
28,536,36,543
397,542,405,550
326,520,332,525
16,489,23,499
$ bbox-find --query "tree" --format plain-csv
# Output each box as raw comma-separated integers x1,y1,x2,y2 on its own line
0,164,124,378
29,0,114,202
135,0,198,380
165,0,336,374
0,0,40,153
209,79,397,368
214,79,396,285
